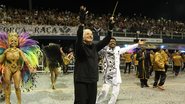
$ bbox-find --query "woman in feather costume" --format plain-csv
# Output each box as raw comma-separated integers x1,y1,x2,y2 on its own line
0,32,40,104
43,43,64,90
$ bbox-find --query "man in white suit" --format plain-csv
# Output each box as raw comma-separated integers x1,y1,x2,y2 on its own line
96,38,145,104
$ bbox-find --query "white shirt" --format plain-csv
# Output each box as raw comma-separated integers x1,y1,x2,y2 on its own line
99,44,138,85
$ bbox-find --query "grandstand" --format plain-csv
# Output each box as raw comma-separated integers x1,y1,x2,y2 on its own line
0,0,185,51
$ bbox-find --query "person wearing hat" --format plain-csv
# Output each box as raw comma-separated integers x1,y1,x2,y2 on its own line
136,47,151,88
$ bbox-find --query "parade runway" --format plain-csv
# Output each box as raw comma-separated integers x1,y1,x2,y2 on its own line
1,70,185,104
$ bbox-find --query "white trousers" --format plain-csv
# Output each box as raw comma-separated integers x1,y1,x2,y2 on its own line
96,83,120,104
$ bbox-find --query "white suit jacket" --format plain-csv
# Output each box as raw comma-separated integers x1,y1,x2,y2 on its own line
99,44,138,85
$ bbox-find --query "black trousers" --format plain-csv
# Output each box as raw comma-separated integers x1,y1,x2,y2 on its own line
125,62,131,73
173,66,181,75
149,66,153,75
140,79,148,86
63,65,68,73
74,81,97,104
165,64,168,73
153,71,166,86
182,63,185,71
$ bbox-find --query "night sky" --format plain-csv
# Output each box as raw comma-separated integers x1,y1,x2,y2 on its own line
1,0,185,21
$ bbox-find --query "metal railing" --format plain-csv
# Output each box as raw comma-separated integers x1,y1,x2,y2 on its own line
99,31,185,39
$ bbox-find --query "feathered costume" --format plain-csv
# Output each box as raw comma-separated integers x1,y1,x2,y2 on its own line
43,44,63,70
0,32,41,92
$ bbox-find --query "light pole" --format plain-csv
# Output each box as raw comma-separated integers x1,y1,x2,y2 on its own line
28,0,32,11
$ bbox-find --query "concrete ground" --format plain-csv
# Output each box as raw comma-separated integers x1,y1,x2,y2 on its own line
0,69,185,104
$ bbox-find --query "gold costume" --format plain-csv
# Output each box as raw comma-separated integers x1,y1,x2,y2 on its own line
0,32,39,104
153,52,165,71
172,53,183,66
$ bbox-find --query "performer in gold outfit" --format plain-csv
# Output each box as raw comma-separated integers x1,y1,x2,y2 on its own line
0,32,40,104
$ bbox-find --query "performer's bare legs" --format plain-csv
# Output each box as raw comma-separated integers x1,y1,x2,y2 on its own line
0,73,5,100
50,68,59,89
4,68,21,104
13,71,21,104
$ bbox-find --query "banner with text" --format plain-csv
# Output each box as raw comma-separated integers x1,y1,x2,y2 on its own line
0,24,78,36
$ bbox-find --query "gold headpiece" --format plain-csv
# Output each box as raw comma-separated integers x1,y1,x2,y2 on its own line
8,32,19,38
8,32,19,41
8,32,19,47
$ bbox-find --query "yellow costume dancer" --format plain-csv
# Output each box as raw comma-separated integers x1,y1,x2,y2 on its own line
0,32,40,104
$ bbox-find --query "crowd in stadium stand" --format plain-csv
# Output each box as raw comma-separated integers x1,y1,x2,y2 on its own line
0,8,185,35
